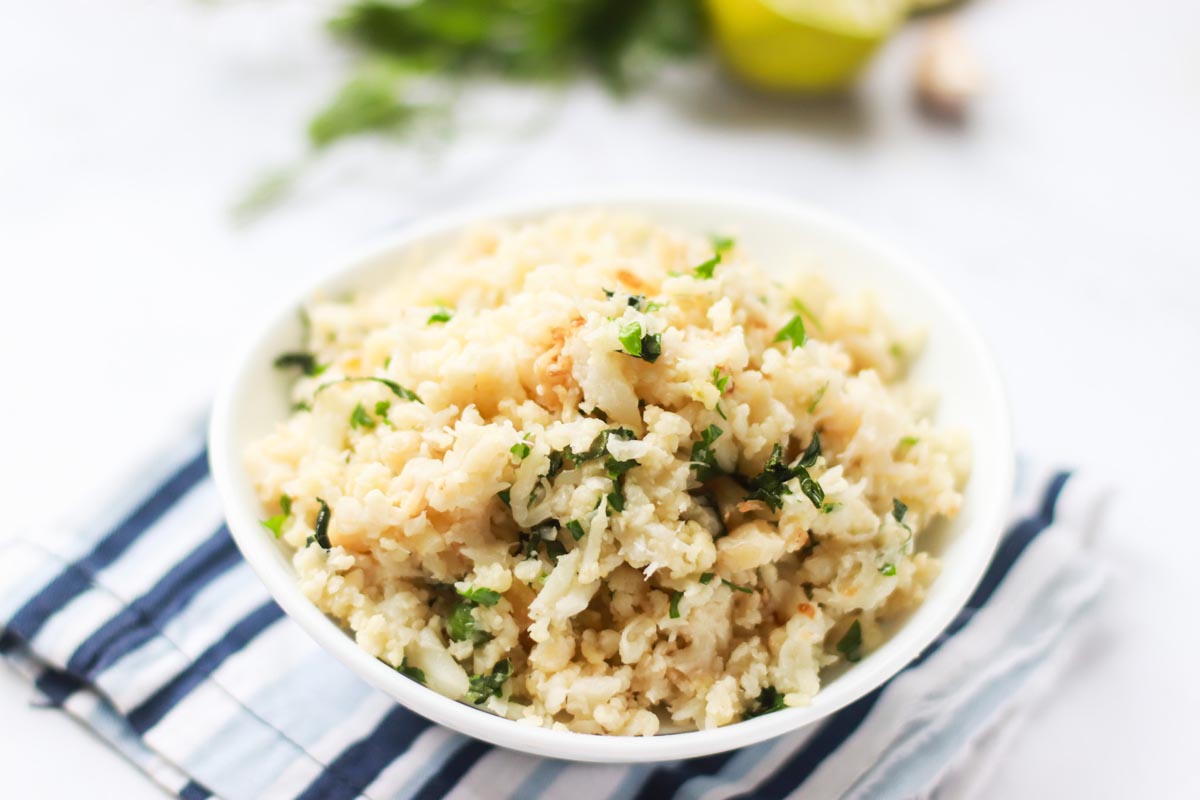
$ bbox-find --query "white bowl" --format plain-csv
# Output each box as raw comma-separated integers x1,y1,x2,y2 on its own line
208,189,1013,763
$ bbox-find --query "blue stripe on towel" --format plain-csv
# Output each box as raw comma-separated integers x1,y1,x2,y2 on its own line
178,780,211,800
410,739,492,800
4,450,209,645
127,599,283,734
295,706,433,800
66,527,241,677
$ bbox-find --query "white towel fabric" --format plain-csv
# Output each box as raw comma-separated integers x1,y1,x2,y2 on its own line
0,430,1105,800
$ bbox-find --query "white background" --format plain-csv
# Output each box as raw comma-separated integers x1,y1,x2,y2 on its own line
2,0,1198,797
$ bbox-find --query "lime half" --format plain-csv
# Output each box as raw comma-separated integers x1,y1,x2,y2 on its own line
706,0,909,91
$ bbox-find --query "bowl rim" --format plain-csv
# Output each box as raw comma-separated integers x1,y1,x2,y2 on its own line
208,186,1014,763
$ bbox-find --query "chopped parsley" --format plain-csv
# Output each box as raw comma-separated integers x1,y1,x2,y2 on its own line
692,254,720,280
807,382,828,414
374,400,392,422
790,297,823,332
447,602,491,645
710,234,735,255
466,659,512,705
313,497,331,549
260,493,292,537
562,427,636,467
273,351,327,376
641,332,663,362
510,442,531,460
539,428,639,512
669,590,683,619
836,619,863,663
427,306,453,325
565,520,586,541
605,454,638,514
397,657,426,684
699,572,714,584
893,498,910,526
520,522,568,562
712,367,730,393
879,563,897,576
745,686,787,718
821,501,842,514
745,434,824,511
618,320,644,356
604,289,651,311
456,586,502,606
617,320,663,363
722,579,754,594
497,488,512,508
773,315,807,349
544,538,567,563
349,402,376,430
690,424,724,481
315,376,421,403
897,436,919,450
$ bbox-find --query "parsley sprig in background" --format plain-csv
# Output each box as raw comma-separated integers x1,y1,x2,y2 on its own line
237,0,707,218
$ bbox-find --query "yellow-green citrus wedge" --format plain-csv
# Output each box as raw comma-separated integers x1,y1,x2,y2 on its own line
706,0,910,91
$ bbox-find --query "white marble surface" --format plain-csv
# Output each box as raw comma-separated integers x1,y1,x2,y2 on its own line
2,0,1198,797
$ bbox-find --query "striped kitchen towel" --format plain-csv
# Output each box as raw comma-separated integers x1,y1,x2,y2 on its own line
0,429,1107,800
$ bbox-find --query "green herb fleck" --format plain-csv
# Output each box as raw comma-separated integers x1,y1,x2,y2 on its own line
427,307,452,325
497,489,512,508
745,435,824,511
466,659,512,705
618,320,644,357
374,401,392,422
447,602,491,645
315,376,421,403
837,619,863,663
898,436,919,449
821,501,842,514
790,297,823,332
745,686,787,718
274,351,327,377
879,563,897,576
565,520,586,541
313,497,332,549
692,254,720,280
710,234,735,255
669,590,683,619
397,657,426,684
892,498,909,523
690,424,724,481
349,402,376,430
712,367,730,394
807,382,829,414
544,538,567,563
510,442,532,460
799,431,821,468
773,315,807,349
260,493,293,538
456,586,502,607
722,579,754,594
641,332,663,363
617,321,663,363
699,572,714,584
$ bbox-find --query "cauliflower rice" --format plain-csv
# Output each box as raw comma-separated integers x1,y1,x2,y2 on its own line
247,211,970,735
